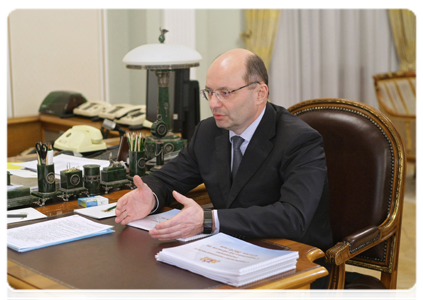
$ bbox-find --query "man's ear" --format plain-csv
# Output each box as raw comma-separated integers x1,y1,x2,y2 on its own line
256,84,269,104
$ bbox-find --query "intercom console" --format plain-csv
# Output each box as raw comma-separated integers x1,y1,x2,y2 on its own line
73,101,112,118
114,105,151,128
99,104,141,120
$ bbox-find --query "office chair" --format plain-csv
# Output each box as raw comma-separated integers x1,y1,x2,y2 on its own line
288,98,406,289
373,70,415,162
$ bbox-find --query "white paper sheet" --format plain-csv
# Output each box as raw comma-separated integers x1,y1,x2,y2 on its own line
7,215,114,252
128,209,210,242
7,207,48,224
7,169,39,178
7,184,24,191
74,203,117,219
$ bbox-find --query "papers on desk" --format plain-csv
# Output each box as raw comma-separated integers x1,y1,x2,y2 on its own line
74,203,117,219
7,215,114,252
155,233,299,287
7,207,47,224
7,168,38,179
7,183,24,191
128,209,211,242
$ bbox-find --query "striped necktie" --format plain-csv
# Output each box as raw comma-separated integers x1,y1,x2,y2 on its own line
231,136,244,181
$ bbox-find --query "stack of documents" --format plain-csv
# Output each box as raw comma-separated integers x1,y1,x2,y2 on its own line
7,215,114,252
155,233,299,287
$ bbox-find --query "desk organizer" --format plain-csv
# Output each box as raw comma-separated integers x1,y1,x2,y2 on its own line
128,150,146,177
7,187,39,209
100,165,131,194
31,164,63,206
83,164,101,196
59,168,87,201
7,171,10,185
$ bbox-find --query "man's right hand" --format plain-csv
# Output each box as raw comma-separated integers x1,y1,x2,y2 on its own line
114,175,156,226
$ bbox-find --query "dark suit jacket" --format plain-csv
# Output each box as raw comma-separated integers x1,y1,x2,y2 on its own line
143,102,333,251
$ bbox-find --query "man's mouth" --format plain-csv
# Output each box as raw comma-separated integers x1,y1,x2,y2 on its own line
213,113,226,120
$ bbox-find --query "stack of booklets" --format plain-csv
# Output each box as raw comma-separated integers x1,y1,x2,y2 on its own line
156,233,299,287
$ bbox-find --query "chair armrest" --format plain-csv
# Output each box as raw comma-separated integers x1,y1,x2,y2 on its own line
344,225,380,253
326,226,380,266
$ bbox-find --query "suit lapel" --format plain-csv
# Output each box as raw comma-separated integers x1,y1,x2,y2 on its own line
215,132,232,201
226,103,277,208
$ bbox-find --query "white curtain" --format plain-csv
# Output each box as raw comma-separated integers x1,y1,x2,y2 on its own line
269,9,399,109
162,9,197,80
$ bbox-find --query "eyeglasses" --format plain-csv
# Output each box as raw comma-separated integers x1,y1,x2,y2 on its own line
200,81,260,102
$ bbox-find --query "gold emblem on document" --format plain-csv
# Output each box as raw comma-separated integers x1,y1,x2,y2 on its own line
200,257,220,264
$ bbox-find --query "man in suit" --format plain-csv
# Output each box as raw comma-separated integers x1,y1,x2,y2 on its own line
115,48,332,255
116,49,332,299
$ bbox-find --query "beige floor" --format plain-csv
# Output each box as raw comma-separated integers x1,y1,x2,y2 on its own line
345,162,416,289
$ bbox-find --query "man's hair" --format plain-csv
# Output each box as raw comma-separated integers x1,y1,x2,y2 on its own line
243,53,268,87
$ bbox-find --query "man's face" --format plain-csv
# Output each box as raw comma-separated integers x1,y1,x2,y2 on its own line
205,59,259,135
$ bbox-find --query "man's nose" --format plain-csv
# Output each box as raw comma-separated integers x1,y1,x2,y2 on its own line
208,93,221,108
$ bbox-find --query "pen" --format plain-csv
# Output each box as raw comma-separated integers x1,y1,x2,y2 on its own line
102,205,116,212
8,213,28,218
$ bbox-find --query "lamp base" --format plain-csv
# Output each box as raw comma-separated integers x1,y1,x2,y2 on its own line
145,133,187,161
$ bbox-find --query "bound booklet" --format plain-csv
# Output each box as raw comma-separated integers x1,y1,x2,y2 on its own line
155,233,299,287
7,215,114,252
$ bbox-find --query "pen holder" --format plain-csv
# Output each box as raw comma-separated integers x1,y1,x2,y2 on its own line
37,164,56,193
7,171,10,185
83,164,100,196
129,150,146,177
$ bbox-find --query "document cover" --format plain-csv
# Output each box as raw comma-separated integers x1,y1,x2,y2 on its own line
155,233,298,287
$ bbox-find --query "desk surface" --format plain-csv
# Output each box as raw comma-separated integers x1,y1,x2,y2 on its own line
7,188,327,290
5,218,326,299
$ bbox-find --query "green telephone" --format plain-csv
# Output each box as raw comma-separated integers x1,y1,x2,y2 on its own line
39,91,87,118
54,125,107,153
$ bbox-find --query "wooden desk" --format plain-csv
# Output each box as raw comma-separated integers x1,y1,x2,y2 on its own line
7,188,327,290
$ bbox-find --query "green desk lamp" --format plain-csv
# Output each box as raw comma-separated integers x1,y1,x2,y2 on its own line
122,28,202,170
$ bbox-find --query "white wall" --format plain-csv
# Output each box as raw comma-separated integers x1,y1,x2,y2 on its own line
105,9,148,105
7,9,244,120
195,9,245,120
8,9,106,118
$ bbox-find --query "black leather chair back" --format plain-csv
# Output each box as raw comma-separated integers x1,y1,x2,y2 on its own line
288,99,405,285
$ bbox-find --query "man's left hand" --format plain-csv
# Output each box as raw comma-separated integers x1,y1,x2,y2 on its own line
149,191,203,240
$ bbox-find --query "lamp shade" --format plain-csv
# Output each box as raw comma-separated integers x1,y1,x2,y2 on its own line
123,43,202,70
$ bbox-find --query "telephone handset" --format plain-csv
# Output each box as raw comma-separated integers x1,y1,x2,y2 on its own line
54,125,107,153
73,101,112,117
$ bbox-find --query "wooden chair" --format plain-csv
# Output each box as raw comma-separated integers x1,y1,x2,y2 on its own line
288,99,406,289
373,71,415,162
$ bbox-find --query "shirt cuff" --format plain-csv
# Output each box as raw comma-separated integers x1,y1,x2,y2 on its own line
149,192,160,215
212,209,220,234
